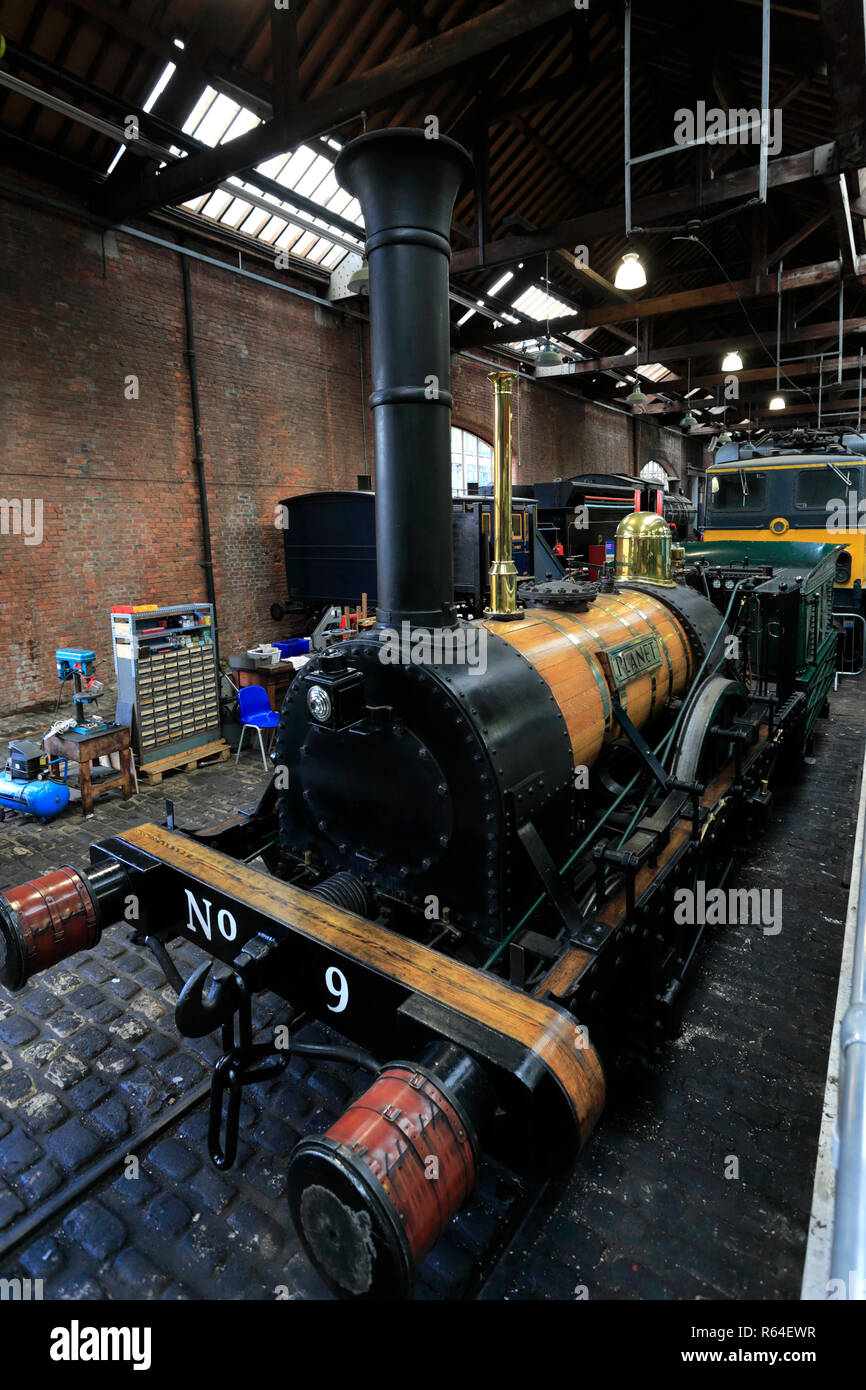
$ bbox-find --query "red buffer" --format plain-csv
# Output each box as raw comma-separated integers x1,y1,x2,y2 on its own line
288,1045,492,1298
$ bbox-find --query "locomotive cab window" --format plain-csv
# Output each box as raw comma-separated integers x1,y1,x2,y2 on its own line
710,469,768,510
794,465,854,511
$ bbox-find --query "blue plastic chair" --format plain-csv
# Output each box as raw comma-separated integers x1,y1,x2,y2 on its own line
235,684,280,770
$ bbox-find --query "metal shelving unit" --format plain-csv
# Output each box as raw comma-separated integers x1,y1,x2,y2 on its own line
110,603,220,764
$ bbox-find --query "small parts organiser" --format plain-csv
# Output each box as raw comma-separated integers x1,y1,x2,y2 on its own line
111,603,219,763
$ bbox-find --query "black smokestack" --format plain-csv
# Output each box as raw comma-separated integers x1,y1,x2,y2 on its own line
335,128,473,629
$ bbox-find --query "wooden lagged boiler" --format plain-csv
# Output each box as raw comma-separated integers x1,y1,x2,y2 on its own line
0,129,841,1299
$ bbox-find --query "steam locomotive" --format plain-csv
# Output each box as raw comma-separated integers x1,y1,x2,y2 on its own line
0,129,841,1300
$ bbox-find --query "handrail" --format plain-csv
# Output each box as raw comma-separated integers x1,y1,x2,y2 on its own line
833,610,866,679
831,795,866,1297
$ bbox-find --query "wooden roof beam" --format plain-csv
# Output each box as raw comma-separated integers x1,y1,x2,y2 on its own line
766,208,832,267
460,257,863,345
584,258,865,329
49,0,275,120
451,143,840,274
96,0,579,222
665,352,866,392
555,318,866,374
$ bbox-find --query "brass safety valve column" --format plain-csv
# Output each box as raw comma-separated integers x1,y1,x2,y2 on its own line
486,371,524,620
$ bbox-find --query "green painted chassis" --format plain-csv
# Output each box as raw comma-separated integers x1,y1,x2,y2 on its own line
684,539,841,742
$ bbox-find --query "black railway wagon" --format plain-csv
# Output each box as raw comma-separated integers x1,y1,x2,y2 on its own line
275,488,563,617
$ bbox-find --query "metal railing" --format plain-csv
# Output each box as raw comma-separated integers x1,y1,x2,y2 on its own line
831,781,866,1298
834,611,866,681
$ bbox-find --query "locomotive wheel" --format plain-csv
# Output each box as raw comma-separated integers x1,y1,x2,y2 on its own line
670,675,748,786
669,676,749,904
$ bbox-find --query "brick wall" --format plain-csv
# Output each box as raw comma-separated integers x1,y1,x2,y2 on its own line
1,192,372,713
1,186,701,713
451,354,701,488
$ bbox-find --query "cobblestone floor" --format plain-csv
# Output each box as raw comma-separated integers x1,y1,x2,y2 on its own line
0,679,862,1301
0,741,521,1300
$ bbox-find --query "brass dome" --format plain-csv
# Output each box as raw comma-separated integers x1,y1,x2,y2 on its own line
614,511,676,587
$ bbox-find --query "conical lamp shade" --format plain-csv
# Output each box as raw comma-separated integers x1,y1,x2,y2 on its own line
614,252,647,290
347,258,369,294
535,338,563,367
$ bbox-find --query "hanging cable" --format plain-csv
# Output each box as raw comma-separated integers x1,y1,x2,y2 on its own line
673,235,815,404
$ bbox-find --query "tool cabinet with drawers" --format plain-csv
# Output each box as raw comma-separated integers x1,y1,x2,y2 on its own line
111,603,220,765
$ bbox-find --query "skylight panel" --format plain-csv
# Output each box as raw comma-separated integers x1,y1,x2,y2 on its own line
199,189,233,220
143,62,176,114
256,154,286,179
294,154,335,199
512,284,572,320
105,58,178,174
291,231,318,257
306,238,336,263
486,270,514,298
237,208,272,238
169,91,364,266
312,168,340,205
321,245,349,269
183,87,218,135
258,216,288,244
325,187,355,219
273,224,304,248
639,364,675,383
277,147,317,186
220,106,260,144
220,196,255,228
195,93,240,147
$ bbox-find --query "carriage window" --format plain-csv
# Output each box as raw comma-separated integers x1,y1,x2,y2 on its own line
794,467,853,510
710,471,768,509
512,511,524,542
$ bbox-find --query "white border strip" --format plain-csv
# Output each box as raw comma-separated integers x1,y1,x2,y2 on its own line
801,738,866,1298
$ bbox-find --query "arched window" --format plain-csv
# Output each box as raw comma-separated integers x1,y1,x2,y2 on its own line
452,427,494,495
640,460,669,490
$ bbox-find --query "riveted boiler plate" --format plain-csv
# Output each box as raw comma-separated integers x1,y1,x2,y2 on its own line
300,723,453,875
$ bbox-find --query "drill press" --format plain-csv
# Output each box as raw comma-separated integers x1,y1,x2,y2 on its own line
55,649,112,737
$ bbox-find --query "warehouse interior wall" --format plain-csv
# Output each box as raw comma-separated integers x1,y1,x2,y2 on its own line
1,187,703,713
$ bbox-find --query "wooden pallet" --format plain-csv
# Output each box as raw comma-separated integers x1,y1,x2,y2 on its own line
137,739,231,784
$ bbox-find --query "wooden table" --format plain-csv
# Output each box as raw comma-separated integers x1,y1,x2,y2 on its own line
44,726,134,816
236,662,297,710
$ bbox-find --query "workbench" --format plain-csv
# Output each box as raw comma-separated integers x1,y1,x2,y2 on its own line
44,726,134,817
